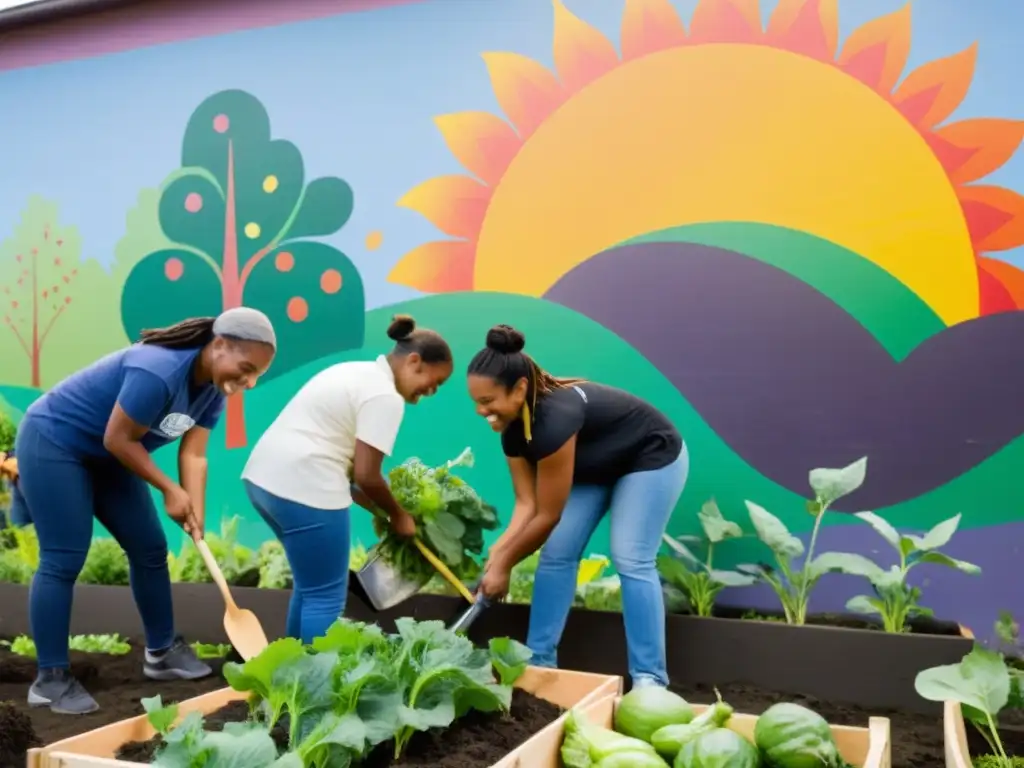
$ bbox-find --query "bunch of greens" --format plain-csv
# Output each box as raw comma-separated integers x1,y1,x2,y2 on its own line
372,448,499,583
142,617,532,767
916,646,1024,768
657,500,756,617
168,516,258,586
841,511,980,632
738,457,884,625
1,633,131,657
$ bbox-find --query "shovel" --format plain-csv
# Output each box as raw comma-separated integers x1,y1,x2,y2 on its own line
196,539,269,660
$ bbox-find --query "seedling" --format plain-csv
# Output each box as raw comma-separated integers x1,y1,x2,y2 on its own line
657,499,755,617
916,647,1024,767
738,457,880,625
844,511,980,632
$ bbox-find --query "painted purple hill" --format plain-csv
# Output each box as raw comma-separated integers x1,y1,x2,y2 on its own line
544,241,1024,511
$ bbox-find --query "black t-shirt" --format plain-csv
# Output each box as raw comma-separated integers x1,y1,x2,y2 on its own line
501,382,682,485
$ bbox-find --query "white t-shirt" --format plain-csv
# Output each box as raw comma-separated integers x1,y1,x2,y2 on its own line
242,355,405,510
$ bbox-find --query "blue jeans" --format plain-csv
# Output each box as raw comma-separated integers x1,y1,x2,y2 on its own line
527,447,689,687
243,480,350,644
16,415,175,669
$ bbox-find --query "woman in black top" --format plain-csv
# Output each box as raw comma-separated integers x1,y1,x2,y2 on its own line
468,324,688,689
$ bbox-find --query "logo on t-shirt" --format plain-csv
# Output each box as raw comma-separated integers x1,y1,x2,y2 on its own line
159,413,196,439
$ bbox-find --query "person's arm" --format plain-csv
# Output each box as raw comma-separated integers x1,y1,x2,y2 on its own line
489,458,537,557
351,393,406,520
351,484,377,513
103,369,178,495
491,436,576,571
178,427,211,540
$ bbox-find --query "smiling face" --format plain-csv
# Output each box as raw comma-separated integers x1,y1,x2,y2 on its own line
394,354,453,404
209,338,275,396
468,373,528,432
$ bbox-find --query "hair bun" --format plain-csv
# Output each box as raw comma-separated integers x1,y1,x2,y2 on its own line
486,324,525,355
386,314,417,341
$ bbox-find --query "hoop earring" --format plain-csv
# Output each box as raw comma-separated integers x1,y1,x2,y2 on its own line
521,402,532,443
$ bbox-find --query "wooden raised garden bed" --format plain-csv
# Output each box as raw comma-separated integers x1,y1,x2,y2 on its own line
511,692,891,768
941,699,1024,768
26,666,622,768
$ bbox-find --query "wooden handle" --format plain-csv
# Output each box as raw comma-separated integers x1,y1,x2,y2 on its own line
412,538,476,604
196,539,238,610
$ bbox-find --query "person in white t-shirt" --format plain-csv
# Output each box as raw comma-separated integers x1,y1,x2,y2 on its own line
241,314,453,642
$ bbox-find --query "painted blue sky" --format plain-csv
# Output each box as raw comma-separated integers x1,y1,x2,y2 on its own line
0,0,1022,310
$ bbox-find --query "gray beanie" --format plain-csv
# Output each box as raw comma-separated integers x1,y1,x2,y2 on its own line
213,307,277,349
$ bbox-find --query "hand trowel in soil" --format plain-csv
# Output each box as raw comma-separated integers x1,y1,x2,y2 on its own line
196,539,269,661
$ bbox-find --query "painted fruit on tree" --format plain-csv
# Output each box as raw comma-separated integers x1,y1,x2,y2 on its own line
121,89,365,448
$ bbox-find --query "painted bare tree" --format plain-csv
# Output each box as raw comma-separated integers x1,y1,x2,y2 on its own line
1,197,80,388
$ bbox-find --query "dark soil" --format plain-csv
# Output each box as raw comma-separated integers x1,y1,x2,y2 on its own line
0,700,41,768
0,637,234,768
712,605,965,636
117,688,563,767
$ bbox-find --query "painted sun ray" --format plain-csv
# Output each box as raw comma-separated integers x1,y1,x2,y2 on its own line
893,44,977,130
390,0,1024,318
387,240,475,293
482,52,565,141
932,118,1024,186
552,0,620,93
836,4,911,93
976,261,1018,314
398,175,490,241
620,0,687,61
959,185,1024,252
433,112,521,188
979,257,1024,309
688,0,762,44
765,0,838,61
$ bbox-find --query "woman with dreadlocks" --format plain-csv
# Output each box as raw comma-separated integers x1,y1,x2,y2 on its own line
15,308,276,715
468,324,687,691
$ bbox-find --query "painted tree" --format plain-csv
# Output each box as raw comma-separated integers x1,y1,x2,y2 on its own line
0,197,82,388
121,89,365,449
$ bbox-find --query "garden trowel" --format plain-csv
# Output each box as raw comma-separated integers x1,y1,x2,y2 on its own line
197,539,269,660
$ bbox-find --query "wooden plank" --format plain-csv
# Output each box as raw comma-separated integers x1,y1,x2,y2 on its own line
28,666,622,768
511,693,893,768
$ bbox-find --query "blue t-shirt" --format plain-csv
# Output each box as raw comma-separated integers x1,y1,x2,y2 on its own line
27,344,225,458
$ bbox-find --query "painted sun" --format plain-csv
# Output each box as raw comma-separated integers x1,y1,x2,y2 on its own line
389,0,1024,326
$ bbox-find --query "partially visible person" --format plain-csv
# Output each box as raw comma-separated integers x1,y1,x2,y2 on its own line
242,314,454,644
16,308,276,714
0,448,29,527
467,324,688,690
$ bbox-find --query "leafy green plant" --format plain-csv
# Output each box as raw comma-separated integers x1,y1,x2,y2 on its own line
657,500,755,617
133,617,533,767
738,457,879,625
0,406,15,454
190,642,232,660
995,612,1024,710
168,515,256,585
77,538,131,586
0,521,37,584
842,512,980,632
256,540,293,590
916,646,1023,767
373,448,499,583
2,633,131,657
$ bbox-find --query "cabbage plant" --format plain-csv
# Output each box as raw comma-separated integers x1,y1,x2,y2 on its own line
657,499,755,617
843,511,980,632
738,457,879,625
916,646,1020,768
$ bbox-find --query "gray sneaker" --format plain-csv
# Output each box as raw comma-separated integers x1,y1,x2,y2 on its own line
143,636,213,681
28,669,100,715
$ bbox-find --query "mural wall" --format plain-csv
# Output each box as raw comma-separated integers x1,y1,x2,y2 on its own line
0,0,1021,636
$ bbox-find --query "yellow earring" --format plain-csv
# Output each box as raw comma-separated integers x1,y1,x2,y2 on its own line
521,402,532,443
